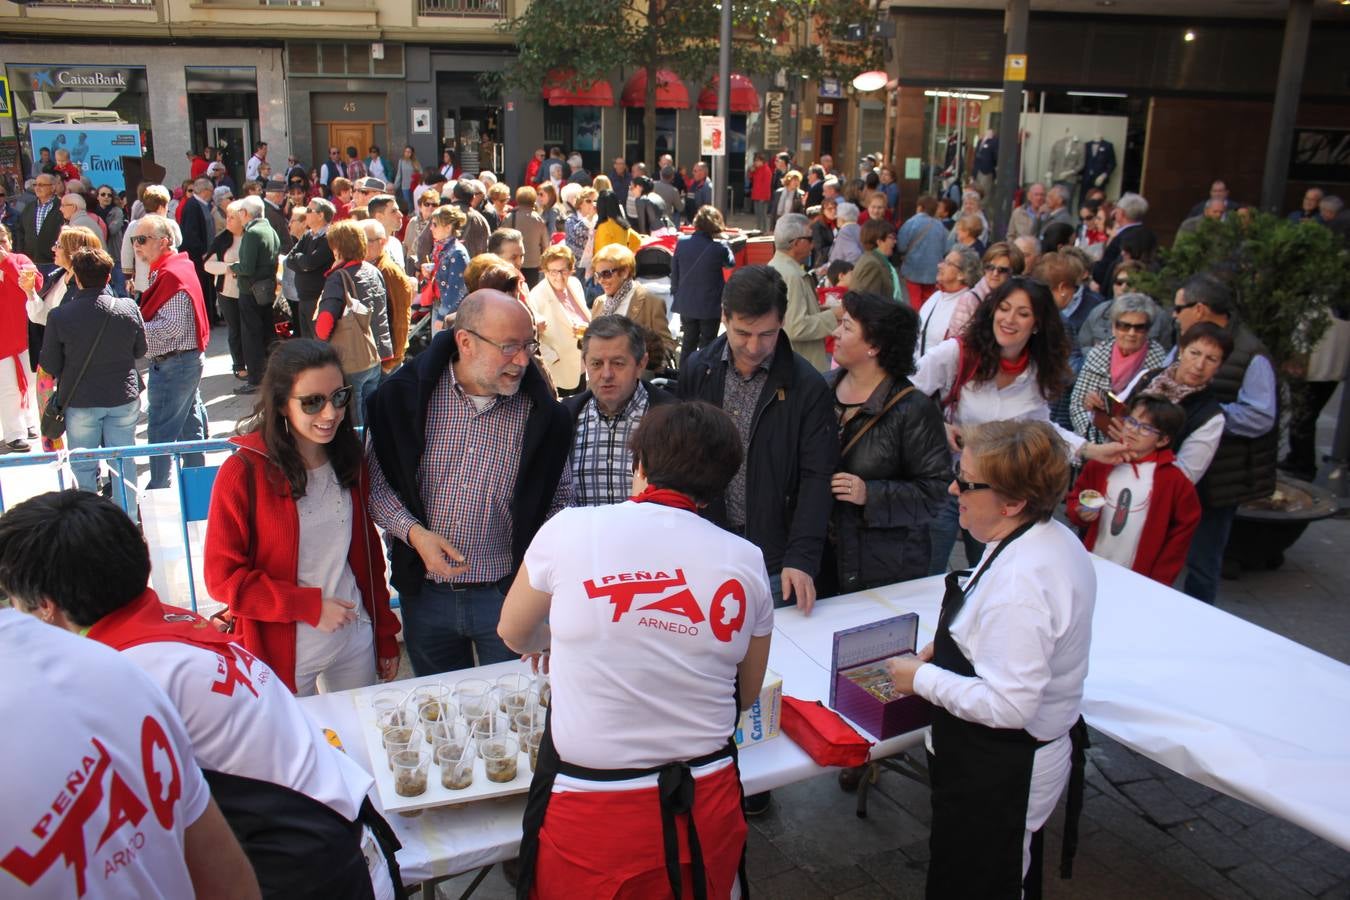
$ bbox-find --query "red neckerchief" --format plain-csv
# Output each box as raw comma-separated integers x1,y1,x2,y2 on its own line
1128,449,1162,477
630,485,699,513
999,349,1030,376
87,588,239,653
325,258,362,277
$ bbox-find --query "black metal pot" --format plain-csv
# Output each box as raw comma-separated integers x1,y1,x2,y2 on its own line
1228,476,1338,571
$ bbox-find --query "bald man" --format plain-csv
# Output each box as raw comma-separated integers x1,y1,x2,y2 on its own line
365,291,574,674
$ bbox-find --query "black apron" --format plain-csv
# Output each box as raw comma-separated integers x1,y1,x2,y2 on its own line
925,522,1088,900
515,704,750,900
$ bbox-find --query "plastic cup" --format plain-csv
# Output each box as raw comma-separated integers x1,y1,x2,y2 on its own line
523,729,543,773
391,749,430,797
436,739,475,790
419,700,456,744
383,726,422,771
497,674,531,713
454,679,494,733
480,735,520,783
1078,490,1106,511
412,683,450,717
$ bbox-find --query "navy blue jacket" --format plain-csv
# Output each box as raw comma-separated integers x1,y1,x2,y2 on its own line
670,232,733,321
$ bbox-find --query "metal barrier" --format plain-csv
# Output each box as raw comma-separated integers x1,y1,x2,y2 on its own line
0,438,237,613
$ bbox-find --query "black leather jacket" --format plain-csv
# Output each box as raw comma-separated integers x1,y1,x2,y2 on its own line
827,371,951,592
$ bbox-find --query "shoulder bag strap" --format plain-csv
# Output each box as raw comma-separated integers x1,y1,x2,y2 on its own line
338,267,358,316
840,386,915,458
54,305,113,410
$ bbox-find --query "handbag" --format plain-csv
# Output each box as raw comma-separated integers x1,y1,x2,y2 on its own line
41,308,112,442
780,696,873,768
329,267,380,375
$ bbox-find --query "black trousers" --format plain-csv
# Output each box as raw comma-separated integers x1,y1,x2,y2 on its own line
1286,380,1338,474
242,281,277,386
294,292,318,340
680,316,722,362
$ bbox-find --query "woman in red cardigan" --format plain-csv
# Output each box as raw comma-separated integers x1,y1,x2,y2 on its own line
205,338,400,695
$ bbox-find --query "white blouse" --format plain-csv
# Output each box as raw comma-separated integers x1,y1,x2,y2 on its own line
912,519,1096,742
26,272,70,326
912,337,1086,458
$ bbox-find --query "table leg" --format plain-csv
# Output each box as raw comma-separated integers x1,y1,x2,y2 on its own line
413,863,493,900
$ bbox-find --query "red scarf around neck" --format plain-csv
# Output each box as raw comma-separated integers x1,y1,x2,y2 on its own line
140,251,210,352
999,349,1030,376
631,485,699,513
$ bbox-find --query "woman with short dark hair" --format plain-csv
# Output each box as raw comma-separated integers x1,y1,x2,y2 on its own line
849,218,902,302
825,291,949,594
671,204,734,359
886,419,1094,899
499,400,773,900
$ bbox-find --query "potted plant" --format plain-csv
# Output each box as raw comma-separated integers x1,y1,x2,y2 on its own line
1133,212,1350,569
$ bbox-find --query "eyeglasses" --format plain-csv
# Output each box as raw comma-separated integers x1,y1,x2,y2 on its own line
1113,320,1150,333
1121,415,1162,438
544,267,570,277
420,199,438,207
1114,277,1131,286
130,235,159,246
464,329,540,359
98,192,113,198
952,466,992,494
293,386,353,415
985,264,1013,276
594,268,621,280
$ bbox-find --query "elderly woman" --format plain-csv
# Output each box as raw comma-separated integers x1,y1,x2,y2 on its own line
504,185,550,288
971,241,1024,301
826,291,949,595
93,184,125,254
500,401,772,900
316,220,391,422
916,246,982,362
671,205,734,359
202,201,248,380
849,218,902,302
886,419,1093,899
1070,293,1167,443
947,189,990,248
526,244,591,395
829,201,864,264
1076,260,1171,353
953,214,985,257
590,242,674,371
212,185,233,234
402,188,438,271
562,185,595,273
913,278,1128,573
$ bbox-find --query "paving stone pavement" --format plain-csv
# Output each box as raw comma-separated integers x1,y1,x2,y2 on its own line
184,327,1350,898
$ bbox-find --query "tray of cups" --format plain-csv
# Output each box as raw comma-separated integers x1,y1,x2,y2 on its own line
354,671,551,814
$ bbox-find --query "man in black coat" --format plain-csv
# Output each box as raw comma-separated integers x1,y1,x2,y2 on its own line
178,178,217,322
284,197,335,339
15,173,63,268
1091,191,1156,300
678,264,837,614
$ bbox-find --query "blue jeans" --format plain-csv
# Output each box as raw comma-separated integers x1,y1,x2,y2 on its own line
146,351,209,489
400,577,516,676
65,398,139,493
347,364,381,428
928,492,986,575
1183,504,1237,604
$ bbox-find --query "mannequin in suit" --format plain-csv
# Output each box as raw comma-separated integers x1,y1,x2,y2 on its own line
973,131,998,199
1047,131,1084,195
1080,138,1116,209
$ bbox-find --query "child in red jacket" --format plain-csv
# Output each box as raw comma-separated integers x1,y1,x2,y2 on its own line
1067,394,1201,586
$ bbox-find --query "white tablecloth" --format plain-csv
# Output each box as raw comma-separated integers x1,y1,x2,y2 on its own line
299,558,1350,883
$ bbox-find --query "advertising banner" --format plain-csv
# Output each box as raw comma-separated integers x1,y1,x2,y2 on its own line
29,123,141,191
700,116,725,157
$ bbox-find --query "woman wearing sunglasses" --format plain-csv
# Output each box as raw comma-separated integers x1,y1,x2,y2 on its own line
913,277,1130,575
1070,293,1168,444
885,419,1094,900
589,242,674,371
205,338,400,696
970,241,1024,302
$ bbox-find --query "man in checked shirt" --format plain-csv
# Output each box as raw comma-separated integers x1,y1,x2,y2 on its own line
561,315,675,506
366,290,574,674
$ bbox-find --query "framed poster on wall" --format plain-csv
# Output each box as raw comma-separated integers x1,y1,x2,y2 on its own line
1289,127,1350,184
412,107,432,135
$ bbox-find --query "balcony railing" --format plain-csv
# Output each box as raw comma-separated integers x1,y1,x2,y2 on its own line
418,0,503,18
22,0,154,7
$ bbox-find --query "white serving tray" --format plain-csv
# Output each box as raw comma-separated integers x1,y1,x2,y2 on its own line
351,671,544,814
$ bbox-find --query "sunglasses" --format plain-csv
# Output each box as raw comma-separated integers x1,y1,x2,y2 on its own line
293,386,353,415
953,465,992,494
985,264,1013,276
1173,301,1199,313
1114,277,1131,286
98,192,113,198
420,199,437,207
1113,321,1150,333
130,235,159,246
594,269,620,280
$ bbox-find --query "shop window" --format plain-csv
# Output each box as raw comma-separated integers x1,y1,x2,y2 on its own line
543,107,570,148
286,42,404,79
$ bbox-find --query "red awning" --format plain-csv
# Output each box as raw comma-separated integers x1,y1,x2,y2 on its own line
697,74,760,114
620,68,690,110
541,69,614,107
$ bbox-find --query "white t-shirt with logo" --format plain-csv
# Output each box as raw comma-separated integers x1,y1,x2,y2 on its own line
122,636,373,822
0,610,210,900
1091,461,1155,570
526,502,774,772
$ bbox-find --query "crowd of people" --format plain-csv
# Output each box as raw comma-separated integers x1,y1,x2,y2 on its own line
0,137,1346,899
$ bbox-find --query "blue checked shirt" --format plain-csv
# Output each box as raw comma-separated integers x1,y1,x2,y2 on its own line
570,383,649,507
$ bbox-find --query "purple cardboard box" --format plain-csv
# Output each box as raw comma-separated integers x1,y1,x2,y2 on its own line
829,614,932,741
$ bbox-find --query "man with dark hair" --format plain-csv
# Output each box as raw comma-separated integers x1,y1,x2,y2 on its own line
1167,273,1277,603
319,147,344,196
286,197,335,340
629,175,671,235
0,490,399,899
368,194,406,269
653,166,682,226
245,140,268,183
449,179,491,257
366,290,574,674
262,175,293,253
804,164,827,207
895,195,948,309
563,315,676,507
679,264,835,815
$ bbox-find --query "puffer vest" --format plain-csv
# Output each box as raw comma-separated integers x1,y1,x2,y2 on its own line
1197,324,1279,508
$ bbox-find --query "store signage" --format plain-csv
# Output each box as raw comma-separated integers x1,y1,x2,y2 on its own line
1289,127,1350,184
29,123,141,191
764,91,784,150
819,78,843,99
17,66,138,93
700,116,725,157
1004,54,1027,82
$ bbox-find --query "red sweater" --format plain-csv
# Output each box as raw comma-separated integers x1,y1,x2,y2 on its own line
203,431,400,692
1066,449,1201,586
750,163,773,202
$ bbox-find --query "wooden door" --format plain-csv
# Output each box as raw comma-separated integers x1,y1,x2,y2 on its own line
329,124,374,160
